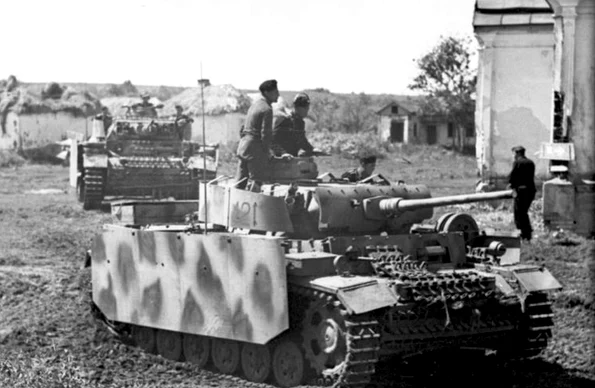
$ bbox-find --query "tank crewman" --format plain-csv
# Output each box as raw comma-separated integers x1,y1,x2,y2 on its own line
507,145,536,241
271,92,315,158
174,104,194,140
341,155,377,182
235,79,280,191
95,106,113,132
131,92,158,118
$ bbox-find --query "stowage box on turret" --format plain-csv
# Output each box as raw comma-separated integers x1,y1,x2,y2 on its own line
84,157,562,388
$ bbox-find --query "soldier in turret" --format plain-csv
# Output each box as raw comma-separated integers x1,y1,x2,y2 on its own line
235,79,279,191
341,155,377,182
95,106,113,132
271,92,315,159
174,104,194,140
131,92,158,118
507,145,536,241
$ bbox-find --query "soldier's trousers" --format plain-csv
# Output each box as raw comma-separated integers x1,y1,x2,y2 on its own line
514,188,536,240
235,136,269,190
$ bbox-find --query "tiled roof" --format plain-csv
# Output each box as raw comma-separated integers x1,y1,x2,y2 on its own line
473,0,553,26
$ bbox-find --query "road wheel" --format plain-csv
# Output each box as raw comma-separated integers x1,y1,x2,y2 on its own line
156,329,183,361
211,338,240,374
271,338,304,388
241,343,271,383
182,334,210,367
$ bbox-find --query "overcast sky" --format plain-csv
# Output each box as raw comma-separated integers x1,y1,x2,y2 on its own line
1,0,478,94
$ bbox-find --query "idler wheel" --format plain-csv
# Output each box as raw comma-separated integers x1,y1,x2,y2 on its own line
156,329,183,361
183,334,210,367
241,343,272,383
271,338,304,387
133,325,157,354
211,338,240,374
301,300,347,376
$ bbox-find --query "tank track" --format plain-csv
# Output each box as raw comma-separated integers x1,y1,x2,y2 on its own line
82,168,106,210
288,284,382,388
501,291,554,358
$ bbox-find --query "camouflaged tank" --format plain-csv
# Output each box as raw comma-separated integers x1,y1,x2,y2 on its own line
72,116,219,210
84,157,562,388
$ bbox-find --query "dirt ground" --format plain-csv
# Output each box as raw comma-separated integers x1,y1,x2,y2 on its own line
1,152,594,388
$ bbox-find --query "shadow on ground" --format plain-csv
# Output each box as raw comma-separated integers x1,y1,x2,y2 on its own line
370,351,594,388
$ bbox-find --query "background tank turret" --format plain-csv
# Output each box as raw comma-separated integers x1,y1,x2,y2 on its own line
85,168,562,388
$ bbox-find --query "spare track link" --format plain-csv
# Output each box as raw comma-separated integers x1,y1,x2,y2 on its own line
83,168,106,210
289,284,382,388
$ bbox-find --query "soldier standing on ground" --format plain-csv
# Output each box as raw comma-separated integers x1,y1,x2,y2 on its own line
341,155,377,182
507,145,536,241
174,104,194,140
235,79,279,191
271,92,315,158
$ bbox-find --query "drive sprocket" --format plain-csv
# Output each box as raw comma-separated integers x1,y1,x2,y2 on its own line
299,291,381,387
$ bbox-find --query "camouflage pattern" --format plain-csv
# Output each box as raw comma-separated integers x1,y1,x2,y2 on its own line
86,169,563,387
91,225,288,344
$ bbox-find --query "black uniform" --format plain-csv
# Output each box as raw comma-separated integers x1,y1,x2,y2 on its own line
508,155,536,240
95,112,113,132
175,113,194,140
131,101,158,118
271,111,314,157
235,96,273,188
341,167,369,183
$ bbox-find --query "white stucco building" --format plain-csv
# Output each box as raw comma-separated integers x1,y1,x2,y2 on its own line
474,0,556,186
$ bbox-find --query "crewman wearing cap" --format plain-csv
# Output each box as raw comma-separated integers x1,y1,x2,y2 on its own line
507,145,536,241
235,79,280,191
341,155,377,182
131,92,158,118
271,92,315,159
174,104,194,140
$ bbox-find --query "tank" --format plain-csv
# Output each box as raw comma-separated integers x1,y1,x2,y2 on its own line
71,115,219,210
84,163,562,388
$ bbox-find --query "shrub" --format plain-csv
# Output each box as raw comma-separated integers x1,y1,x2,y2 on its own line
309,130,392,159
0,150,25,167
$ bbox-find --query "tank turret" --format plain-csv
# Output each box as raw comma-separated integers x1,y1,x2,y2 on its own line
85,170,562,388
198,180,513,239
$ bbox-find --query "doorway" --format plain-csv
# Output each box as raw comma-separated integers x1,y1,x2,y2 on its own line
426,125,437,144
390,120,404,143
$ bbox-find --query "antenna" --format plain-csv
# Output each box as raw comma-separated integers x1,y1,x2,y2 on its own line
198,63,209,235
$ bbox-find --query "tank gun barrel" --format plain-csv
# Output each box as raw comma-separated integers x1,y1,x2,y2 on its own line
378,189,514,214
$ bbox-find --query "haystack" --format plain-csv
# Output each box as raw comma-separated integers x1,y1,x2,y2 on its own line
162,84,250,116
100,96,163,116
8,87,102,117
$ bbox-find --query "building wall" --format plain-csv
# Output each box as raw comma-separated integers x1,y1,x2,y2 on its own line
378,114,411,143
475,25,555,185
0,111,91,150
